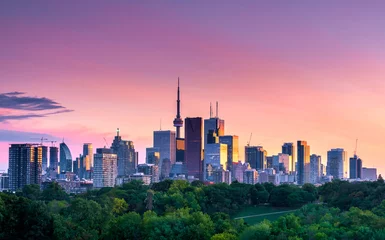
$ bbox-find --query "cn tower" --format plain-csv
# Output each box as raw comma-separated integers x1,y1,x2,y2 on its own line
173,78,183,138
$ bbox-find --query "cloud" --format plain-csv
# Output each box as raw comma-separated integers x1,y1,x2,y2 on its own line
0,92,66,111
0,129,60,143
0,92,73,122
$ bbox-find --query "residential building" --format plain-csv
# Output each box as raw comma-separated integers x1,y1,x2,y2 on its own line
282,142,295,172
362,167,377,181
111,129,137,176
93,148,118,188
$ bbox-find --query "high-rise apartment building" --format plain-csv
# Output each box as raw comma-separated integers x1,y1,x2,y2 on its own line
111,129,137,176
153,130,176,171
245,146,266,170
219,135,239,172
8,144,43,191
310,154,321,184
357,158,363,179
297,141,310,185
93,148,118,188
60,141,72,173
327,148,348,179
282,143,295,172
185,117,203,180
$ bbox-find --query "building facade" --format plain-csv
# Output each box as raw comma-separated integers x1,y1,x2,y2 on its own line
245,146,266,170
297,141,310,185
60,142,73,173
185,117,203,180
204,143,228,181
282,142,295,172
111,130,137,176
219,135,239,172
153,130,176,171
243,169,258,184
310,154,321,184
9,144,43,191
327,148,348,179
93,148,118,188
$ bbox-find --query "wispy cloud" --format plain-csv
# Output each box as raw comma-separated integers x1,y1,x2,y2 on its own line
0,129,60,142
0,92,73,122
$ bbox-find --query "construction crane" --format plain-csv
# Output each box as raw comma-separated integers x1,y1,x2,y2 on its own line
49,141,57,147
247,133,252,147
30,137,48,145
103,137,109,148
354,139,358,157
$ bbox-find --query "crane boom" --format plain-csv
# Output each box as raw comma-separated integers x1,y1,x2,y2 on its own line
354,139,358,156
247,133,252,147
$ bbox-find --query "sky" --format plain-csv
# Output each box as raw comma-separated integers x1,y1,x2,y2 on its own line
1,1,385,176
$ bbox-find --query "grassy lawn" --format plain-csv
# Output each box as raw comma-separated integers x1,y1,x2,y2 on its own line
232,206,297,225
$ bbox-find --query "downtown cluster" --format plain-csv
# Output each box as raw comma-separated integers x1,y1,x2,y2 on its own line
0,80,379,193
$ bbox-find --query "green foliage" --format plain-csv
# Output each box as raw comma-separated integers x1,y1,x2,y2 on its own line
2,180,385,240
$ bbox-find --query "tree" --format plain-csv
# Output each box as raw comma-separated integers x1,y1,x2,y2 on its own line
41,182,68,201
378,174,384,184
104,212,142,240
22,184,41,200
211,232,237,240
239,221,271,240
112,198,129,216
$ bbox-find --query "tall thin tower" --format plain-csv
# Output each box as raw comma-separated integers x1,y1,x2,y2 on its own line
173,78,183,138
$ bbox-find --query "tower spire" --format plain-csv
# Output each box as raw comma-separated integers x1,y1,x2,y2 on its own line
216,101,218,118
173,77,183,138
210,102,212,118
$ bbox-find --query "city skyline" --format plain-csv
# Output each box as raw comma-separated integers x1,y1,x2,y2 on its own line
1,1,385,176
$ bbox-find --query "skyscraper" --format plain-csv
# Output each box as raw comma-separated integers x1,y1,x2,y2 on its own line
176,138,185,163
204,102,224,151
357,158,363,179
93,148,118,188
185,117,203,180
153,130,176,170
83,143,93,170
204,143,228,181
9,144,43,191
60,141,72,173
350,155,363,179
282,143,295,172
146,147,160,165
310,154,321,184
219,135,239,171
245,146,266,170
297,141,310,185
49,146,59,177
327,148,348,179
111,129,137,176
41,146,48,173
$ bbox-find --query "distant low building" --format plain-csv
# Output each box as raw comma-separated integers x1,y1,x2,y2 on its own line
362,167,377,181
243,169,258,184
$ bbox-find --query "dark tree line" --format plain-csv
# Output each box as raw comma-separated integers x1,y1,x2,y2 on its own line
0,179,384,239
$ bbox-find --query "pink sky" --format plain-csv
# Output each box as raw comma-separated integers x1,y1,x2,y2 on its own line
1,1,384,175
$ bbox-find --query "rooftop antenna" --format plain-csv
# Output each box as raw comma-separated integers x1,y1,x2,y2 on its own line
117,128,120,137
216,101,218,118
210,102,213,118
160,118,162,130
354,138,358,157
